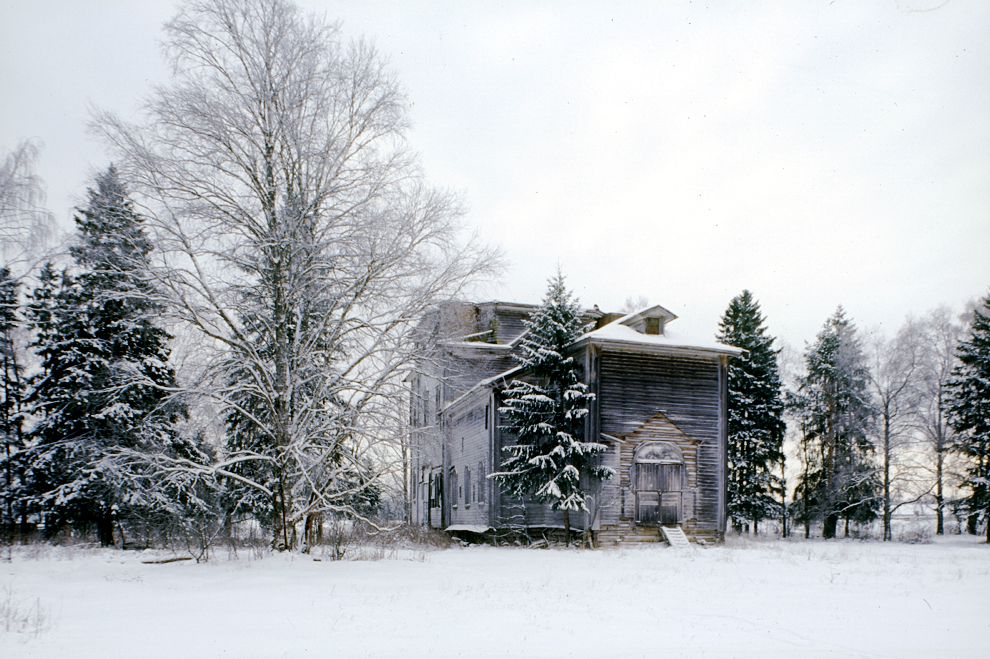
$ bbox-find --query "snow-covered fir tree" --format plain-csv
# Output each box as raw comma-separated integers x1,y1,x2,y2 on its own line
946,290,990,542
25,168,185,545
491,271,613,539
792,307,879,539
24,264,90,537
1,266,27,536
716,290,785,534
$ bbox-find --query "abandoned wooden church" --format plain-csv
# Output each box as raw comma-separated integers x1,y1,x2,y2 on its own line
408,301,741,544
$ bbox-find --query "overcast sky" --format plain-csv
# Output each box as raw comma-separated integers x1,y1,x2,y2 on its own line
2,0,988,349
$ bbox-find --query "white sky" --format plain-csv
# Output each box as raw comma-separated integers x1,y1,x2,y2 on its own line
2,0,988,349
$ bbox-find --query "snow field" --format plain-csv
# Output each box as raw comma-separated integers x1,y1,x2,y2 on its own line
1,536,987,658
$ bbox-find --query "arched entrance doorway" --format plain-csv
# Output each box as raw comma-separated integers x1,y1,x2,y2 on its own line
632,442,685,525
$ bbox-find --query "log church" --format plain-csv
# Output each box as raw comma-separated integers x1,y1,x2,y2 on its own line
408,301,741,544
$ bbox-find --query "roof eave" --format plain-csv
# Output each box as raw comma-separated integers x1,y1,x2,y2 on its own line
441,363,523,415
572,334,744,358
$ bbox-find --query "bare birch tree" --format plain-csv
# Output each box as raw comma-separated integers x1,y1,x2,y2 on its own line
867,322,927,541
95,0,497,550
0,139,56,275
914,307,963,535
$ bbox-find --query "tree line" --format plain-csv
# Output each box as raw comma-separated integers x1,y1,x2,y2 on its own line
717,290,990,542
486,277,988,546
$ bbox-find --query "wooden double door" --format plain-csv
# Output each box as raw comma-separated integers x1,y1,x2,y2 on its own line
634,462,683,525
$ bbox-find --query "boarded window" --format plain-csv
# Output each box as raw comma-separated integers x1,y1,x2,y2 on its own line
464,466,472,505
478,461,486,504
429,471,443,509
449,468,458,508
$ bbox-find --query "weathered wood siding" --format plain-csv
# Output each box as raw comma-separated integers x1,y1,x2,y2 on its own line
492,398,594,533
597,349,724,538
413,301,730,545
442,351,515,400
494,314,527,344
445,395,494,528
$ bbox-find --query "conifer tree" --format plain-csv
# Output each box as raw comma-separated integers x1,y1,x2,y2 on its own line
25,168,184,544
716,290,785,534
24,264,90,536
1,267,26,539
792,307,879,538
491,271,613,539
946,290,990,542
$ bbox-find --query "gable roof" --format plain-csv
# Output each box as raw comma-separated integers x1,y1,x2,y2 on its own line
573,305,743,357
615,304,678,328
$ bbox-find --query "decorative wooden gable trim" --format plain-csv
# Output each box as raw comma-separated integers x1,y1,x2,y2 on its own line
623,411,701,447
618,411,702,526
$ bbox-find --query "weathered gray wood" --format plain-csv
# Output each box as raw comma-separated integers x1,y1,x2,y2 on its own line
410,301,731,545
598,349,723,535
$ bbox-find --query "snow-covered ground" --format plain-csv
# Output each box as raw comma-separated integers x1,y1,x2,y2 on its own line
2,536,987,658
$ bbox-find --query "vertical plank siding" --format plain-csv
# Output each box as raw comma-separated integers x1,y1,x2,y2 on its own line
444,396,494,528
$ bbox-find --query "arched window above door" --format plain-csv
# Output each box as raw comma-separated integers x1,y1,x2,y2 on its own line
634,441,683,464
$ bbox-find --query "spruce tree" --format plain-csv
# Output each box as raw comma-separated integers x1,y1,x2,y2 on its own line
1,267,26,540
716,290,785,534
25,168,184,544
24,264,92,536
491,271,613,540
793,307,879,538
946,291,990,542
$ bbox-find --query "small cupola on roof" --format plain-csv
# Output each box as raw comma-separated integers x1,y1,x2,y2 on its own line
619,304,678,336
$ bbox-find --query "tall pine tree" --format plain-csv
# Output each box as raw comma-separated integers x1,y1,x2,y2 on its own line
716,290,785,534
793,307,879,539
25,168,184,544
491,271,613,539
946,290,990,542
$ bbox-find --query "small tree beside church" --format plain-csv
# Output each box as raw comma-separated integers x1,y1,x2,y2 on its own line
491,271,614,540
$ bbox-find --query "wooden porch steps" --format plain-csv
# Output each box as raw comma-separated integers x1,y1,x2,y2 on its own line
596,520,719,546
660,525,692,549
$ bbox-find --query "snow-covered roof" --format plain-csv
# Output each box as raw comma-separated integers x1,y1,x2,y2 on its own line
616,303,678,327
574,305,743,356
